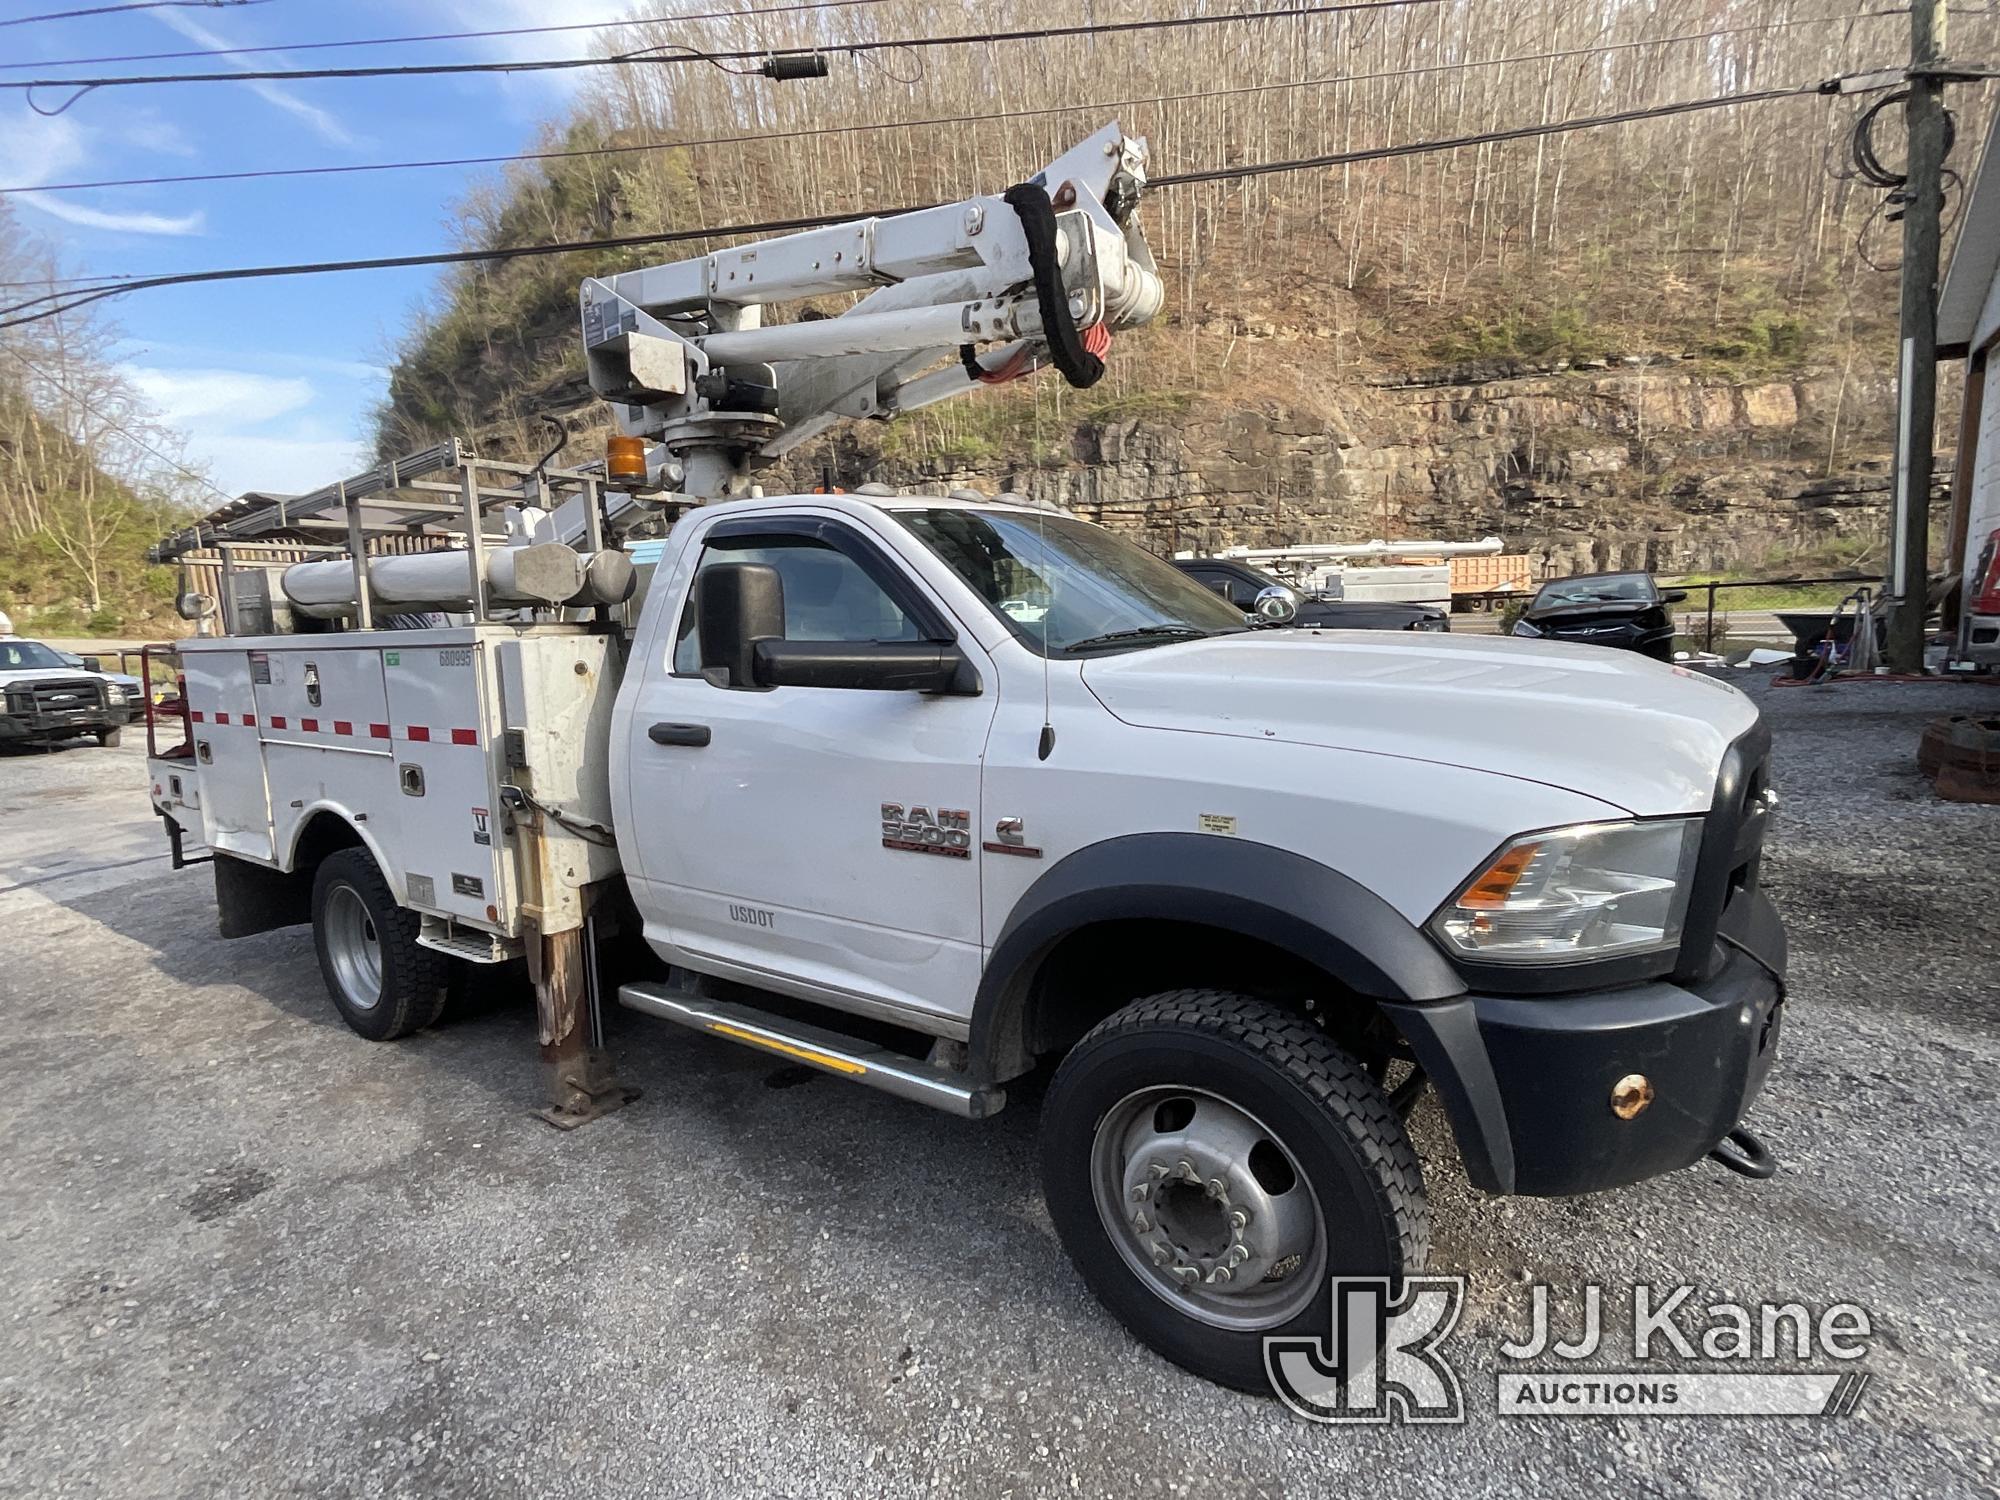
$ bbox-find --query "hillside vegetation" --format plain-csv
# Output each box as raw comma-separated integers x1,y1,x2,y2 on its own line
375,0,2000,480
0,207,201,638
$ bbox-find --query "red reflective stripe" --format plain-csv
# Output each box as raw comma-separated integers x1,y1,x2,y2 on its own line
300,717,319,732
214,712,230,725
451,728,478,746
369,723,390,740
333,720,353,737
242,714,257,728
406,725,430,742
268,715,287,730
189,710,205,723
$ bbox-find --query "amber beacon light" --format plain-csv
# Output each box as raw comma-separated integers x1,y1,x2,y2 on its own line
607,435,649,484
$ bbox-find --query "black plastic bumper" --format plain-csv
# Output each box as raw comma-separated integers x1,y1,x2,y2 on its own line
1381,889,1786,1197
0,705,132,740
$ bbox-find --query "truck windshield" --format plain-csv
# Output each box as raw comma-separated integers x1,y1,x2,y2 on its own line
0,641,69,671
898,508,1248,654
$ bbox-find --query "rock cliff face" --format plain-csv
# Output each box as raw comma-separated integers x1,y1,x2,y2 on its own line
783,359,1936,574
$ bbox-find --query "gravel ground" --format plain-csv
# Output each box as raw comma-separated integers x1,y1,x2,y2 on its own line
2,678,1997,1499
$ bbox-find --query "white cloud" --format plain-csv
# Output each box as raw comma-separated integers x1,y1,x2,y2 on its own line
118,364,364,496
122,367,314,427
153,10,360,148
9,192,204,235
0,110,206,236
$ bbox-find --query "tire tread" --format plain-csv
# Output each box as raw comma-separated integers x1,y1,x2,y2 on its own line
314,848,449,1040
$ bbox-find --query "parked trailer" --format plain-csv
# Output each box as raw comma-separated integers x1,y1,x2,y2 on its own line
146,124,1788,1393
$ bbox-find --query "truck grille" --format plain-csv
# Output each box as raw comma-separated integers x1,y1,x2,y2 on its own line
11,678,104,714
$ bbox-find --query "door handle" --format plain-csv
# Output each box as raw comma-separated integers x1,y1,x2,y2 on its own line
649,722,712,747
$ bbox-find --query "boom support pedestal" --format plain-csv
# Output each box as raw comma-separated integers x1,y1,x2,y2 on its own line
528,911,639,1130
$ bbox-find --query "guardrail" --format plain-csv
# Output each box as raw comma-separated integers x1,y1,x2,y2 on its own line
1668,575,1874,654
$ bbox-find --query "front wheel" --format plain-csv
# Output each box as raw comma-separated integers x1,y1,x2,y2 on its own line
311,847,448,1041
1040,990,1427,1391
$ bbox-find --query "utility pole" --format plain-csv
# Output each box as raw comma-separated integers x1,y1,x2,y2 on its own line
1887,0,1951,674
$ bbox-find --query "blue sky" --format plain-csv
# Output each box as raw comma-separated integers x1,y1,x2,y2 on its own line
0,0,611,497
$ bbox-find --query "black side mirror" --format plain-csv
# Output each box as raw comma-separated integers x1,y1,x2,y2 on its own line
80,656,102,672
755,640,976,694
1661,589,1689,605
698,562,786,688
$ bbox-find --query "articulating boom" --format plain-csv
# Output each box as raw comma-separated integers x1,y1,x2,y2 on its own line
579,123,1164,499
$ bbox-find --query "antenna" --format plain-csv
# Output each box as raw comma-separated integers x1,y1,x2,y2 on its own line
1037,491,1056,762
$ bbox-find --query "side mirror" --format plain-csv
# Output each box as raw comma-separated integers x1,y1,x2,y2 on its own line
1661,589,1689,605
698,562,786,688
755,640,976,694
1252,584,1299,625
81,656,102,672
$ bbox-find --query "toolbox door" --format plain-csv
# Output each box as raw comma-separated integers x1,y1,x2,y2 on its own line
182,650,275,862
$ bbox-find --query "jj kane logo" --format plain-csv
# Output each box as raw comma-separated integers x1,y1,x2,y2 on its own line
1265,1279,1876,1423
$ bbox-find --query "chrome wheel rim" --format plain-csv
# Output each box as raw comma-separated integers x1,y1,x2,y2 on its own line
1089,1086,1325,1331
324,885,383,1012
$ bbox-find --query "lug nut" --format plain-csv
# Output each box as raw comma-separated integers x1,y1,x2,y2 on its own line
1130,1183,1150,1203
1229,1208,1250,1231
1175,1160,1199,1183
1148,1162,1170,1181
1150,1244,1171,1266
1131,1212,1152,1233
1206,1178,1227,1201
1171,1265,1200,1286
1206,1266,1233,1285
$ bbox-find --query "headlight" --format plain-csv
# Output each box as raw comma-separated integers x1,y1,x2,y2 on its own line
1512,620,1541,637
104,683,127,702
1430,818,1702,965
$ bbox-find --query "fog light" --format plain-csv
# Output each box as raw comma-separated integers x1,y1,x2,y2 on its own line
1610,1073,1654,1120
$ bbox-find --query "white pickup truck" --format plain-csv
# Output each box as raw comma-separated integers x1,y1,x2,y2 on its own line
144,127,1785,1391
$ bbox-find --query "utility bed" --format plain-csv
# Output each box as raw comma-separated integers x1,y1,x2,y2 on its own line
156,624,622,955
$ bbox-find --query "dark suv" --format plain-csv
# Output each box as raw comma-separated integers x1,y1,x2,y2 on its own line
1173,556,1450,631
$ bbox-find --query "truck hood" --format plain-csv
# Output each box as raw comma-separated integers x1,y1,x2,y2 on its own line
1079,630,1759,816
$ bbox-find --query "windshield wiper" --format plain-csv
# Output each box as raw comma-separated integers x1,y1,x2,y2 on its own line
1063,625,1210,654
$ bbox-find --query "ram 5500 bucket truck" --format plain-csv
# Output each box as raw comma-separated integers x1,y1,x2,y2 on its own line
145,126,1785,1391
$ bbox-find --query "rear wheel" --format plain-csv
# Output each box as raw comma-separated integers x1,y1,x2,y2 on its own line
1040,989,1427,1391
311,848,448,1041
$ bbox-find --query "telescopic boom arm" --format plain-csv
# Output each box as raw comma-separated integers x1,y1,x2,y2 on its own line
578,123,1164,499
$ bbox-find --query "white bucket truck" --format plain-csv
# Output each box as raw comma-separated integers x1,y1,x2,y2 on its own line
146,126,1785,1390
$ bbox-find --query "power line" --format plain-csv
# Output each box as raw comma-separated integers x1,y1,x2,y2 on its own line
4,350,235,505
0,0,269,28
1,15,1893,197
0,74,1881,334
1,0,900,70
1151,80,1833,189
2,0,1446,102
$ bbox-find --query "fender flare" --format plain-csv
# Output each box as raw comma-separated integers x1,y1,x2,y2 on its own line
285,800,397,884
969,832,1466,1073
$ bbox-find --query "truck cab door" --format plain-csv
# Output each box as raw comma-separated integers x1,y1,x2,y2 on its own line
618,511,997,1035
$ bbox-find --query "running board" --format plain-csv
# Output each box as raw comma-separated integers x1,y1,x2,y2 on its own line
617,980,1004,1120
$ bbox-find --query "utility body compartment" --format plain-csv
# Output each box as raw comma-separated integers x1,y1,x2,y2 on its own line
169,624,623,944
